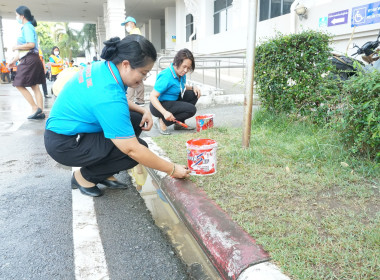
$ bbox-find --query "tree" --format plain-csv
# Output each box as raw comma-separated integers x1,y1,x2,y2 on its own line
35,22,55,61
79,24,98,55
54,22,80,61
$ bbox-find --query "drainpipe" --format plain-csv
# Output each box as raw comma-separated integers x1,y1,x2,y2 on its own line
290,0,300,34
189,27,196,52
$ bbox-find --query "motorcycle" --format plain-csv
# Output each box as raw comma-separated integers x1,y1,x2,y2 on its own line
330,30,380,80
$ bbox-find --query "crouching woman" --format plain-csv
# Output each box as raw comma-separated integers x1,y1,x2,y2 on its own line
44,35,190,197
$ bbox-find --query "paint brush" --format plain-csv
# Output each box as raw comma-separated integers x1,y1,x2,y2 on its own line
174,120,188,128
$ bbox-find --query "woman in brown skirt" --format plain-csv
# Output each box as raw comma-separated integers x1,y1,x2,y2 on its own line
9,6,46,120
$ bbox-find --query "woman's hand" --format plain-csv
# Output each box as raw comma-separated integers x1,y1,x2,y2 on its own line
193,87,202,99
170,164,191,179
163,111,175,122
140,110,153,131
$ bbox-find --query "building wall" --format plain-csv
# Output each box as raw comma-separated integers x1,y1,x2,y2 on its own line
175,0,380,56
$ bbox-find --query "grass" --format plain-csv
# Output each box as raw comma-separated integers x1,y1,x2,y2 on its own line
154,110,379,280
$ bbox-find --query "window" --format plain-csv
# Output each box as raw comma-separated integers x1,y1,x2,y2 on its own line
186,14,196,42
260,0,294,21
214,0,233,34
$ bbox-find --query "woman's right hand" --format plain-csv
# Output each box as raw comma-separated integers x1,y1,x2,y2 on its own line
171,164,191,179
163,111,175,122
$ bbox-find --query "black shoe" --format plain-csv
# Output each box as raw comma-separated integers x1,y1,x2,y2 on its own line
71,174,103,197
35,112,46,119
100,179,130,189
44,94,51,98
135,101,145,107
27,108,42,119
174,123,195,130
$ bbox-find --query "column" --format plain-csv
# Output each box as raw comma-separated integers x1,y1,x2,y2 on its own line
165,7,176,50
175,0,186,47
0,17,5,61
198,0,214,39
149,19,162,52
97,16,106,53
103,0,125,40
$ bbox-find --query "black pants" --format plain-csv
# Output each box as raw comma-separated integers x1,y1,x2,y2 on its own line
41,79,48,95
1,72,10,83
149,90,197,127
44,111,147,183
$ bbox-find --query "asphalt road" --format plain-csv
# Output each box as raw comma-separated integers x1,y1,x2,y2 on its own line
0,81,254,279
0,83,189,280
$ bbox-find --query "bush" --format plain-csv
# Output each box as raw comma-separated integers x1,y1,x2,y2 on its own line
255,30,339,119
340,70,380,162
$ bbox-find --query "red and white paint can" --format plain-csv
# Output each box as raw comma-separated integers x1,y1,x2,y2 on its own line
186,139,217,175
195,114,215,132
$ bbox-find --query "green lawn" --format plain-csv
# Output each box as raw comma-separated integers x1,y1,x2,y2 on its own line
154,110,379,280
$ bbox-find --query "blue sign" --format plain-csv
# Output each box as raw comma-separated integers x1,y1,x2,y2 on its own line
328,9,348,26
352,1,380,27
319,16,328,27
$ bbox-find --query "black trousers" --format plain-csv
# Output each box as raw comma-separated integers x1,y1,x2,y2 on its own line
44,111,147,183
149,90,197,127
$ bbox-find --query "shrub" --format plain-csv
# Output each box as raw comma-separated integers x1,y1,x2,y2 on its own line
254,30,339,119
340,70,380,162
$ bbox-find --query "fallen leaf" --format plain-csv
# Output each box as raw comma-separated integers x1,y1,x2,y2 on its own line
285,166,290,173
340,162,349,168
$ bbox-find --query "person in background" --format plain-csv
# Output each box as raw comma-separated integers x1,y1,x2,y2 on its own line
9,5,46,120
39,49,50,98
49,46,64,82
10,62,18,81
121,16,145,106
69,60,74,67
149,48,201,135
44,35,190,198
1,59,11,83
92,56,98,63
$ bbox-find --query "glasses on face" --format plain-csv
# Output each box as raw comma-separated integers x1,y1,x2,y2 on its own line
138,70,151,81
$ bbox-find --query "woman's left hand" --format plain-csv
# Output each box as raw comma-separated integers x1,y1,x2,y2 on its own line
194,87,201,99
140,110,153,131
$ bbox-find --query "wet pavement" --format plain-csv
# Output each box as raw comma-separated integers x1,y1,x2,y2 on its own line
0,79,259,279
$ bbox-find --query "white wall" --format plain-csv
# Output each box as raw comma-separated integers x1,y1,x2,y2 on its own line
165,7,176,50
175,0,380,56
149,19,162,52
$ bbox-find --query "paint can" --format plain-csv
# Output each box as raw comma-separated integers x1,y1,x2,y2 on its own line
186,139,217,175
195,114,215,132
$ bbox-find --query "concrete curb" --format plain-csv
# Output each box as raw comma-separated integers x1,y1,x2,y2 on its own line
144,137,291,280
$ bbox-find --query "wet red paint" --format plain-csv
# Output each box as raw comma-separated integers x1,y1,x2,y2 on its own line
161,177,271,280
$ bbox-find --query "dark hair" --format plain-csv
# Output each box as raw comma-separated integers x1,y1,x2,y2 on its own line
100,35,157,68
16,6,37,27
93,56,98,61
51,46,59,55
173,48,195,72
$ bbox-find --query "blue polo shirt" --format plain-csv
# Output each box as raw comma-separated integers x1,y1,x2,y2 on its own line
154,63,186,101
17,21,38,52
46,61,135,139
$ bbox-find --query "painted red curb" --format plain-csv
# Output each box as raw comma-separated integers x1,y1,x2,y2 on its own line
160,176,270,280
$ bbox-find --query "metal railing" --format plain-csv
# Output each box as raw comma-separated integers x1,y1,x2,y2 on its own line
156,55,246,88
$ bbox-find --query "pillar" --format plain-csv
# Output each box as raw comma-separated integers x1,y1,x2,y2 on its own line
103,0,126,40
165,7,176,50
0,17,5,61
149,19,162,52
97,16,106,53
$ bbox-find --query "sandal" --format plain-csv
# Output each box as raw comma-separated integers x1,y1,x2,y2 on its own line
155,118,171,135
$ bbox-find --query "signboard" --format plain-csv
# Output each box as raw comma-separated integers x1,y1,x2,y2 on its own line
352,1,380,27
172,35,176,42
328,9,348,26
319,16,328,27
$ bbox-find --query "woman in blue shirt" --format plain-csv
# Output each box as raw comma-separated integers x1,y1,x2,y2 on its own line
9,6,46,120
44,35,190,197
149,49,201,134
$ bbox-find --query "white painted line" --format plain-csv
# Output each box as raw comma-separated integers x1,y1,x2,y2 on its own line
72,181,109,279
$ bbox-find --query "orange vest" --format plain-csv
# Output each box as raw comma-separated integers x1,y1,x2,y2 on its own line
1,62,10,73
50,55,64,75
